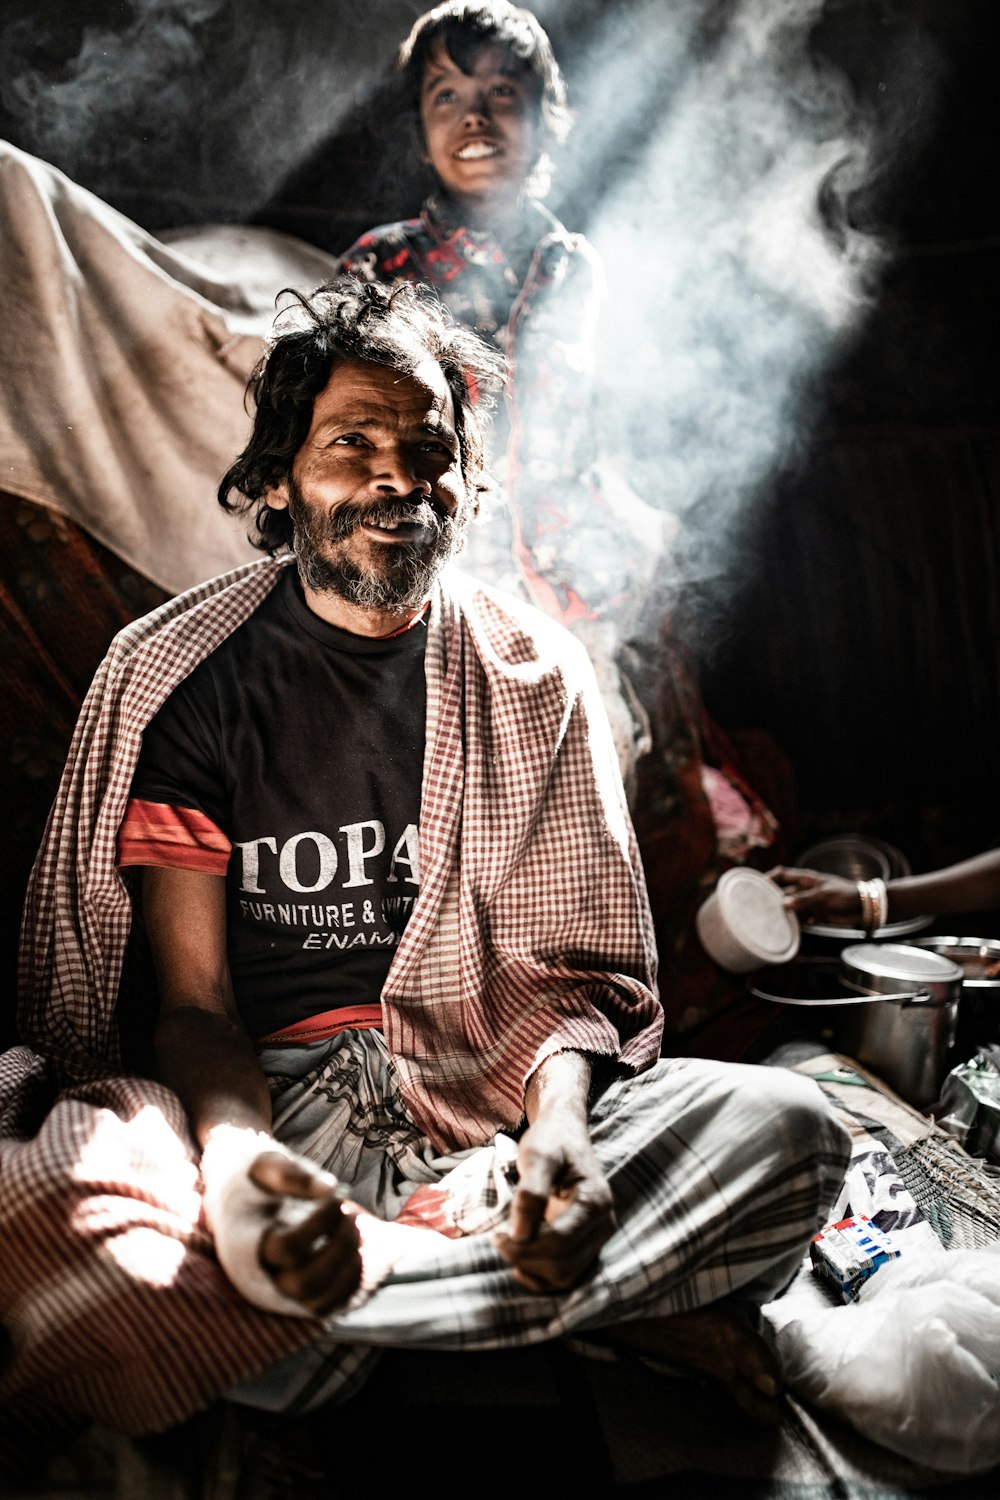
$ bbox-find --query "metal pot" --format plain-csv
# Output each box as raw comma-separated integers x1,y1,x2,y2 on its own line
910,935,1000,1054
835,942,963,1108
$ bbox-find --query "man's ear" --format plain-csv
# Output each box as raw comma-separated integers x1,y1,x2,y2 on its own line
266,480,290,511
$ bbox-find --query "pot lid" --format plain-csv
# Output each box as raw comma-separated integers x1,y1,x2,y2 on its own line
840,941,963,992
716,868,800,965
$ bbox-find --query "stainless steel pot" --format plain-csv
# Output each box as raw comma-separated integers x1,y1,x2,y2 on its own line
835,942,963,1108
911,935,1000,1053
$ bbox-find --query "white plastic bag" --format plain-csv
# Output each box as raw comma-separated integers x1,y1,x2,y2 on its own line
776,1247,1000,1474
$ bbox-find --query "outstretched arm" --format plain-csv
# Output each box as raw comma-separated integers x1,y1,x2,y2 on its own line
769,847,1000,928
143,864,362,1315
494,1050,616,1293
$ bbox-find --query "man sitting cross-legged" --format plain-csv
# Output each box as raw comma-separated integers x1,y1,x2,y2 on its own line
0,277,850,1463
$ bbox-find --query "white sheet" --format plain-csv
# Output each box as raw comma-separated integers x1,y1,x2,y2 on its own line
0,141,341,593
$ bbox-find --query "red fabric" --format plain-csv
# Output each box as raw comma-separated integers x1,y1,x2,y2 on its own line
116,799,231,875
0,1060,317,1461
256,1004,383,1044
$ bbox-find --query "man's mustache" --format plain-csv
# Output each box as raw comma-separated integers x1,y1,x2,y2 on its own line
324,497,451,542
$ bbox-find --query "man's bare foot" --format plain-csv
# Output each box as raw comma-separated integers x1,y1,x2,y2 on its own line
600,1303,783,1425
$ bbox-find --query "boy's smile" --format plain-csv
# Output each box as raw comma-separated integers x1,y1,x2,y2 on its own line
419,40,539,206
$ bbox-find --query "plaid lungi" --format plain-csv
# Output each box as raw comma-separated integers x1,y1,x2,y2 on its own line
228,1031,851,1413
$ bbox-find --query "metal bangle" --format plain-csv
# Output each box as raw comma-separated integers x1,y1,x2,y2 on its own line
857,878,887,936
870,877,888,931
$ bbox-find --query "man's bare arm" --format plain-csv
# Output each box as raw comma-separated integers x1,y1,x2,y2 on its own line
142,864,362,1314
143,864,272,1144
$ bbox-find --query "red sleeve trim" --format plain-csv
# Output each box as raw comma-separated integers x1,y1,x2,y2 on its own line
116,798,231,875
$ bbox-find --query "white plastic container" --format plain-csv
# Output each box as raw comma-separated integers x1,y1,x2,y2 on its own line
696,867,800,974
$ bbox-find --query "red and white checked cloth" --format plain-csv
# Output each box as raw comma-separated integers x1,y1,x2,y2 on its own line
16,553,661,1139
0,555,662,1461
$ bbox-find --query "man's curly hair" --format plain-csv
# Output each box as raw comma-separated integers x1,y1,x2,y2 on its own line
218,276,506,554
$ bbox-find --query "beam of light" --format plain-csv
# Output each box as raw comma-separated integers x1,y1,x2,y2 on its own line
0,0,941,632
68,1103,202,1288
535,0,935,625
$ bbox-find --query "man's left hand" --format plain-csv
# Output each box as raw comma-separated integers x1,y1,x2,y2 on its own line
494,1057,616,1293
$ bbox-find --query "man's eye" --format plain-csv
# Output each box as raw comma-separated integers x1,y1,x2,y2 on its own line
419,440,453,458
331,433,367,447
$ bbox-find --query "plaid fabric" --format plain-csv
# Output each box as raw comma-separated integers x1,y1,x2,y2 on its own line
0,1053,320,1461
230,1038,852,1414
14,552,661,1142
16,557,282,1065
0,553,670,1462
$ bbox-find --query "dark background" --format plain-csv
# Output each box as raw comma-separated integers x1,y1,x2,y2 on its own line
1,0,997,880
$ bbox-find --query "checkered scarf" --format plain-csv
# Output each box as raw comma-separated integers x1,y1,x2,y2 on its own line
0,556,661,1464
15,553,661,1146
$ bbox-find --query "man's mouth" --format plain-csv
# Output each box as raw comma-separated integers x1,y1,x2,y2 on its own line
454,139,502,161
344,499,448,544
361,517,430,540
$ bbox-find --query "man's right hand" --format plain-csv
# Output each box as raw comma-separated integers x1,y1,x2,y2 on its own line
250,1151,363,1316
200,1125,363,1319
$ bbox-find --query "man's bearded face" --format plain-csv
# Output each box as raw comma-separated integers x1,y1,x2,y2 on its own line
287,476,467,613
274,356,473,616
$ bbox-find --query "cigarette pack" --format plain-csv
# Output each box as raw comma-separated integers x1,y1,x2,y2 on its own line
810,1214,901,1302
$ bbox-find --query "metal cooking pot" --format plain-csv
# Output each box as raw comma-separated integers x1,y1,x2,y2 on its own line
835,942,963,1108
911,935,1000,1055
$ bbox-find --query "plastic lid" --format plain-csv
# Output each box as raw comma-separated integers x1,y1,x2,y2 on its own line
716,868,800,964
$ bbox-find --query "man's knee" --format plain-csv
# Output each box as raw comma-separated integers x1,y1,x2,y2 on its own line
736,1063,852,1221
753,1064,851,1159
649,1056,851,1192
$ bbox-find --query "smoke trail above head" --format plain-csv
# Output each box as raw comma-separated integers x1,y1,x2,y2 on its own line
544,0,935,621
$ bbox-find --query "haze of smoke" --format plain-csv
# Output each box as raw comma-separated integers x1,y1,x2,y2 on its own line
555,0,892,605
0,0,383,222
0,0,936,637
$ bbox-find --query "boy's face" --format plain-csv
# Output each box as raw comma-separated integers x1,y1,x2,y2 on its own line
419,39,540,205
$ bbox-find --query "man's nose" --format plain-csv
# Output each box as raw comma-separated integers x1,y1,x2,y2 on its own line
372,450,430,496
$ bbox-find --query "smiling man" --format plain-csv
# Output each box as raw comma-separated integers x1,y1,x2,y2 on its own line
2,276,850,1453
275,358,470,619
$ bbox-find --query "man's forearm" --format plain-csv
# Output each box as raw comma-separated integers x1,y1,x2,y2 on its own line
155,1005,273,1149
525,1049,593,1126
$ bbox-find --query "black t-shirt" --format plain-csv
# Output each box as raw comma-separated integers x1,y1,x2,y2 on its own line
130,568,426,1039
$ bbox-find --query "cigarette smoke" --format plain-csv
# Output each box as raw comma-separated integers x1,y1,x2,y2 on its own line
545,0,923,626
